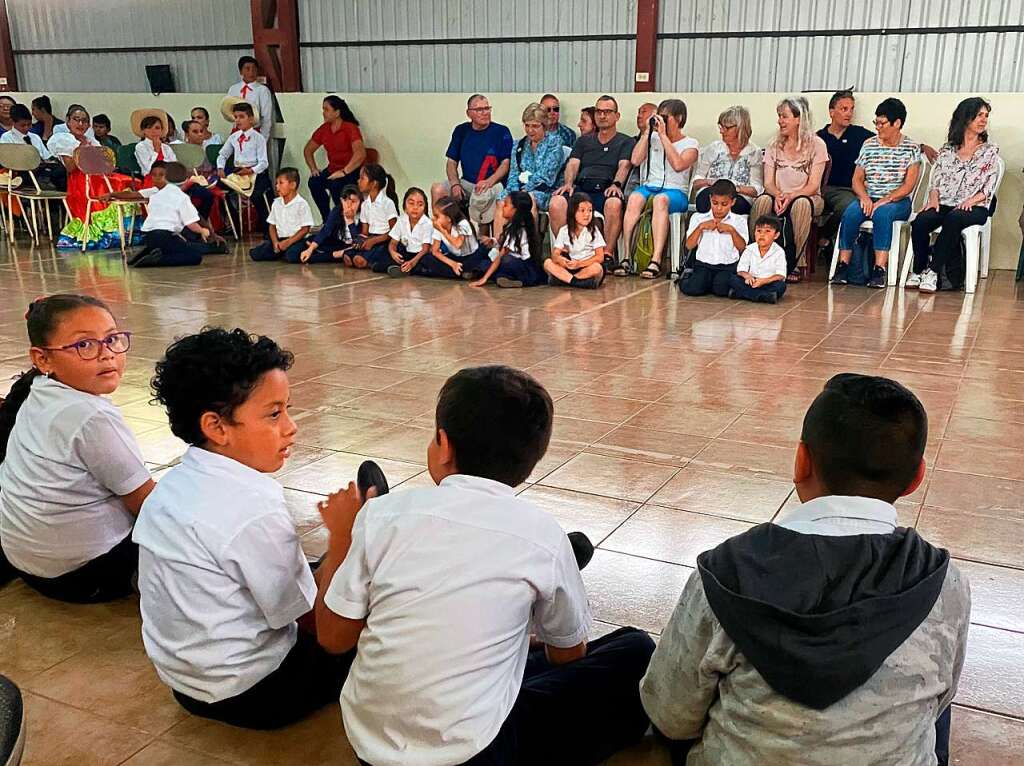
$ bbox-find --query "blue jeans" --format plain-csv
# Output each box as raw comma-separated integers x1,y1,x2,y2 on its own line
308,169,360,221
838,197,912,252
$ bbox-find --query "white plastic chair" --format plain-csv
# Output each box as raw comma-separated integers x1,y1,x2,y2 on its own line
899,155,1005,293
829,156,929,287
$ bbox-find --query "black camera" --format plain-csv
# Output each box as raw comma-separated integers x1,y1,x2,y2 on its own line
649,116,658,129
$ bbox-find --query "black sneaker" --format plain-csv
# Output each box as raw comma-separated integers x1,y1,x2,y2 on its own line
357,460,390,499
573,276,600,289
547,275,562,287
867,265,887,289
128,248,163,268
461,270,479,281
496,277,523,288
567,531,595,571
831,261,849,285
761,291,778,304
387,265,406,278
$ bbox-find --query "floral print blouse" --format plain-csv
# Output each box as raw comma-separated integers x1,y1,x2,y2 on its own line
928,142,1000,208
500,130,565,208
693,140,764,201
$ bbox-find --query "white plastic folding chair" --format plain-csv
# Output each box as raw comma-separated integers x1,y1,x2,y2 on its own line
829,156,929,287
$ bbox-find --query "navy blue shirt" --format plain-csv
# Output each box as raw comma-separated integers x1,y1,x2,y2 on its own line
817,124,874,189
30,118,64,138
445,122,513,184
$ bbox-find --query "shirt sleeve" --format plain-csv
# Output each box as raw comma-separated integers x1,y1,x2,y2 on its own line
298,199,315,228
569,137,586,161
266,200,281,228
617,135,636,163
252,135,269,175
445,124,464,163
497,125,513,162
258,87,274,142
383,198,399,221
532,534,591,648
216,139,232,170
976,144,1000,206
135,142,151,174
771,248,788,277
310,123,326,146
736,247,752,273
552,226,568,249
388,218,403,242
163,144,177,164
748,147,765,195
732,215,749,242
73,410,150,497
640,570,733,741
532,136,562,191
591,227,607,249
693,144,712,182
324,511,372,619
179,197,200,228
686,213,705,236
220,510,317,629
344,122,363,144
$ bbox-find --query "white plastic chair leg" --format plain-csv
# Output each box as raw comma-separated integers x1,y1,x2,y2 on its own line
980,220,992,278
887,221,903,287
828,235,840,279
669,212,682,276
900,238,916,287
963,228,981,293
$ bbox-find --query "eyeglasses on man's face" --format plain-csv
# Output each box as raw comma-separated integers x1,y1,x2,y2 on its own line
468,106,492,113
39,331,132,360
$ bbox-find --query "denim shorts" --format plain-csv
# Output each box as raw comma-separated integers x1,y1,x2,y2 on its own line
633,185,689,214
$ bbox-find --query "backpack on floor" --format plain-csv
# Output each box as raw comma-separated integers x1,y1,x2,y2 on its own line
846,230,874,286
629,195,656,274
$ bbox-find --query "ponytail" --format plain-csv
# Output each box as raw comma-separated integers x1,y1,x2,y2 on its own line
0,370,42,463
362,163,399,209
502,191,543,268
384,172,398,209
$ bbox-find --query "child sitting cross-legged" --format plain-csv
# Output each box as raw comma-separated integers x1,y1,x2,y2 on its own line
350,164,399,270
469,191,545,288
729,215,788,303
412,195,491,279
545,191,607,289
134,328,357,729
681,179,748,298
379,187,435,277
298,184,363,265
249,167,315,263
314,365,656,766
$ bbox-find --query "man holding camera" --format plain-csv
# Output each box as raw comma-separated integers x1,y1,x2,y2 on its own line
549,95,635,264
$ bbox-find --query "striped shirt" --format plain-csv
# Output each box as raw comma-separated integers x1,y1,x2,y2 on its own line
855,136,921,198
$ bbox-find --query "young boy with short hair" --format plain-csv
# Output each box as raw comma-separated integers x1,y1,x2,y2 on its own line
641,373,971,766
729,215,788,303
314,365,655,766
92,114,121,150
217,102,271,230
298,184,363,264
249,167,315,263
227,55,273,144
134,327,356,729
681,178,748,297
0,103,65,189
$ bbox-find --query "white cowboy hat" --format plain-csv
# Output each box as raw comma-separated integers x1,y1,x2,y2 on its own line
130,108,169,139
219,96,260,125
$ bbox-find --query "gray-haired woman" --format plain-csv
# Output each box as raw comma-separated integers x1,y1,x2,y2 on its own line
691,105,763,215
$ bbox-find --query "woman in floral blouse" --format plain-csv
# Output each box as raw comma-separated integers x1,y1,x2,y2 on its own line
691,106,763,215
908,97,999,292
493,102,565,233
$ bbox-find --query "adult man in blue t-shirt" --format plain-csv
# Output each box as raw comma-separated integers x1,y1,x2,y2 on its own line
431,94,513,234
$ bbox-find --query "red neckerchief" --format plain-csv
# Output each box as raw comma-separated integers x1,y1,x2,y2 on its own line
240,83,250,98
237,132,249,152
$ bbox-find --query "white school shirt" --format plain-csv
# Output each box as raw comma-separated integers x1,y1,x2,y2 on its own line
139,183,199,234
553,225,607,261
202,133,223,148
133,446,316,703
134,140,177,175
216,128,268,174
0,127,52,160
489,229,531,261
643,133,700,191
360,190,399,235
53,123,96,141
228,79,274,142
685,211,748,266
0,376,149,577
737,241,788,279
326,474,592,766
46,131,100,158
432,219,478,256
388,213,434,251
266,194,315,238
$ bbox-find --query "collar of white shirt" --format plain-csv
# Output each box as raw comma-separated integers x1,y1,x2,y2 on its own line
438,473,516,498
181,445,282,498
775,495,899,536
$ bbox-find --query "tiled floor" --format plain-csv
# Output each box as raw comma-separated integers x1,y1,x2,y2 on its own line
1,239,1023,765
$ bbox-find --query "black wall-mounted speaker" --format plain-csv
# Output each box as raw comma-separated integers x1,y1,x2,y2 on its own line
145,65,176,95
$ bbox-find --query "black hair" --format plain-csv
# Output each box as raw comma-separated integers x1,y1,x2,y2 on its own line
181,119,198,135
0,95,15,105
567,191,597,242
829,90,855,110
597,94,618,111
947,96,991,147
402,186,428,215
232,102,255,118
65,103,86,119
754,215,783,234
165,114,176,134
323,95,359,126
151,327,294,446
191,106,210,120
150,160,168,172
276,166,300,185
467,93,486,108
30,95,53,115
140,115,162,131
361,163,398,207
435,195,475,237
709,178,737,199
801,374,927,503
499,191,542,268
436,366,553,487
580,106,596,125
237,55,259,72
0,294,111,462
340,184,361,200
92,113,111,128
875,98,907,129
9,104,30,123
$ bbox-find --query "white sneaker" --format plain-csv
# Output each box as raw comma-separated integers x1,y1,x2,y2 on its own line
905,272,922,289
919,269,939,293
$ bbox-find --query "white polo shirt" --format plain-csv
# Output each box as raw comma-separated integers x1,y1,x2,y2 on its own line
432,219,478,256
0,375,148,577
133,446,316,703
140,184,199,234
46,132,99,158
216,128,268,174
266,194,314,238
360,190,399,235
134,140,177,175
326,474,591,766
737,241,788,279
553,225,607,261
490,230,532,261
388,213,434,251
686,211,748,266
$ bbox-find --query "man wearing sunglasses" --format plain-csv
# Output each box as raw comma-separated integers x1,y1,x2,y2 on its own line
540,94,577,149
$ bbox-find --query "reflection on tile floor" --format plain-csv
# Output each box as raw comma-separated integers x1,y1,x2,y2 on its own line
1,239,1023,764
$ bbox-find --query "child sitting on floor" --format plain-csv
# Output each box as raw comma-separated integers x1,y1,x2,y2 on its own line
729,215,788,303
298,184,363,264
469,191,545,288
681,179,748,298
0,294,153,603
314,365,655,765
380,187,434,277
420,196,490,279
546,191,607,289
135,327,355,730
250,167,315,263
351,164,399,270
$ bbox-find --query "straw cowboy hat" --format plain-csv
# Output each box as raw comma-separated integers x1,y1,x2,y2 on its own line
219,96,260,125
130,108,169,139
221,171,255,197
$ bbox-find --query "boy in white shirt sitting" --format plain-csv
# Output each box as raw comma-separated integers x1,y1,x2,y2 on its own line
681,179,748,298
135,327,357,729
216,101,271,232
314,365,656,766
729,215,788,303
249,167,315,262
0,103,66,190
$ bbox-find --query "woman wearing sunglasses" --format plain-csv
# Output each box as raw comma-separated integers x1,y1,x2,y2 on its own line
0,294,153,603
